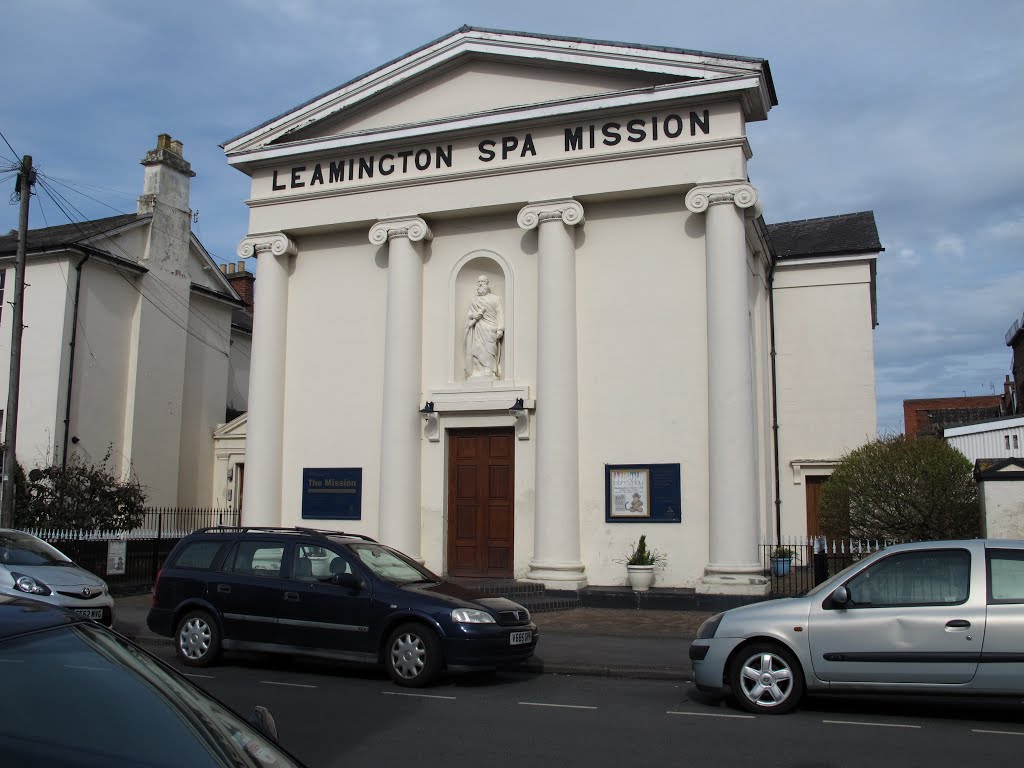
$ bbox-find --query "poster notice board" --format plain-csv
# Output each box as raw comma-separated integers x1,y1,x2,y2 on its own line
605,463,681,523
301,468,362,520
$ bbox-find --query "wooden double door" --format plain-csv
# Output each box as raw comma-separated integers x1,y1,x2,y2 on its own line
446,428,515,578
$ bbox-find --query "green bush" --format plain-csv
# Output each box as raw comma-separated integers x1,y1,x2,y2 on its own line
819,434,979,541
13,449,147,532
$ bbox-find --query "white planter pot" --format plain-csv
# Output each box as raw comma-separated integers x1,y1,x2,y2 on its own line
626,565,655,591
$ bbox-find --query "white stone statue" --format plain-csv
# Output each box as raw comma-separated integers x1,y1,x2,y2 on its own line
464,275,504,379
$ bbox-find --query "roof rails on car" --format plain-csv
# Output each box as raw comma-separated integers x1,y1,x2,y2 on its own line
191,525,377,543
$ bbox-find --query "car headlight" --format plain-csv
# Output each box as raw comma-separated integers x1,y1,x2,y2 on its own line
451,608,496,624
696,612,724,639
13,573,52,596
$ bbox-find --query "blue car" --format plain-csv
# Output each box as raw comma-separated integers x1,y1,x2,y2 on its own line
148,526,538,687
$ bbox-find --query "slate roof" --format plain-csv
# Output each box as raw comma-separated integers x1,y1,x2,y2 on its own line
767,211,882,259
0,213,141,256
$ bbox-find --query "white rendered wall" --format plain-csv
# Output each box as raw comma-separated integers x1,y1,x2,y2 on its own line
1,258,68,467
980,480,1024,540
178,293,233,505
575,197,710,587
227,329,252,413
772,260,878,536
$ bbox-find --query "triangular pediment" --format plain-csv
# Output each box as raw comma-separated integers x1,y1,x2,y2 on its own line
224,27,775,167
287,58,681,142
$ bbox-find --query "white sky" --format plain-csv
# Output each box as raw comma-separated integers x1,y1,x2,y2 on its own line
2,0,1022,436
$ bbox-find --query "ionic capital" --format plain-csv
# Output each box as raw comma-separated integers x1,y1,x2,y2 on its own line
517,198,585,231
368,216,432,246
237,232,297,259
685,183,759,216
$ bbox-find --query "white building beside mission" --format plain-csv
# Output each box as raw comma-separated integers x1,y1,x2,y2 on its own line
223,27,881,595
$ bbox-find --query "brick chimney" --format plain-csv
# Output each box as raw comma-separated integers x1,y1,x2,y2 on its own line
223,261,255,313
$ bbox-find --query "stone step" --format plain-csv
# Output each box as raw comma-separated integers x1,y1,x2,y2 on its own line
445,577,577,612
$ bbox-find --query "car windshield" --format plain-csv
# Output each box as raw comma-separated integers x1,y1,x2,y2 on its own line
802,556,875,597
348,543,439,584
0,620,303,768
0,531,74,566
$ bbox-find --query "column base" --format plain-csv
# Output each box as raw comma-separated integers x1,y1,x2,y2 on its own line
525,560,588,590
695,563,770,596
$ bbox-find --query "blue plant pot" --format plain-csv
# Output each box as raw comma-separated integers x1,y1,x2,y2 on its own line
771,557,792,577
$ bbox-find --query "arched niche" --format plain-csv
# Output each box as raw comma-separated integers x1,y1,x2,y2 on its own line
449,250,513,384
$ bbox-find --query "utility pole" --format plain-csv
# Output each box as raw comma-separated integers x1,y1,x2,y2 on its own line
1,155,34,527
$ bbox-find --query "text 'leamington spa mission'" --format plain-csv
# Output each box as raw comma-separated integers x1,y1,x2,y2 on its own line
271,110,712,191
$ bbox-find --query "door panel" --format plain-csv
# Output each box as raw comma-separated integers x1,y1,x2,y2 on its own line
447,429,515,578
809,548,984,684
276,545,378,656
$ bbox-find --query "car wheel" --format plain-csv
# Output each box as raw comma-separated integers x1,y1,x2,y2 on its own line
175,610,221,667
385,623,442,687
729,642,804,715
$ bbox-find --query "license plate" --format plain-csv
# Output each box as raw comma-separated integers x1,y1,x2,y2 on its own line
74,609,103,620
509,630,532,646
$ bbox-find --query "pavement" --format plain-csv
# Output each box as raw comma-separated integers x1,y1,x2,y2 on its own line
113,593,715,681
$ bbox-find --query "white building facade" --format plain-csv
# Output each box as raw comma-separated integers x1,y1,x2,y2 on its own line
223,28,880,593
0,135,247,508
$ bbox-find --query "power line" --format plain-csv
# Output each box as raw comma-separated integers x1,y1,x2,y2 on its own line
35,179,231,357
37,176,240,345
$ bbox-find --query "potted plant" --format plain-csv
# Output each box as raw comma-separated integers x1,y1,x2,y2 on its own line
770,545,795,577
620,534,666,591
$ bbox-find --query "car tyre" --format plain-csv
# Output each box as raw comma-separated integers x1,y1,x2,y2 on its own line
729,642,804,715
385,623,442,687
175,610,221,667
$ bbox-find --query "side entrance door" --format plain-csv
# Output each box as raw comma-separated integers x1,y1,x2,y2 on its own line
447,428,515,578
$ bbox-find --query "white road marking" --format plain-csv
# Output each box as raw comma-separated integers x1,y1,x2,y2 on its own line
183,673,216,679
383,691,457,700
519,702,598,710
260,680,318,689
823,720,920,729
667,710,755,720
972,729,1024,737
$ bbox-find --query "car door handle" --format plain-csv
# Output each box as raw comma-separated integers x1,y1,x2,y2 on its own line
284,592,300,602
946,619,970,628
216,584,231,594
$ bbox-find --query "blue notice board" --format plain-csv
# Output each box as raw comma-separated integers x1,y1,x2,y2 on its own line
605,463,682,523
302,468,362,520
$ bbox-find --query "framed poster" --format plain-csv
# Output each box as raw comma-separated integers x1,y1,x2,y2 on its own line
605,463,682,523
301,468,362,520
609,468,650,518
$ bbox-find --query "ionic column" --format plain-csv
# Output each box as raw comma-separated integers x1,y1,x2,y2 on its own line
237,233,296,527
517,199,587,589
685,184,769,595
369,216,431,559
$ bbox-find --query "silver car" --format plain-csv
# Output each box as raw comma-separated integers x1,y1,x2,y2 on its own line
0,528,114,626
689,539,1024,714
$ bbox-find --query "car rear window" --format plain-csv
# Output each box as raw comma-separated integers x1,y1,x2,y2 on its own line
170,541,225,570
223,541,284,578
988,549,1024,604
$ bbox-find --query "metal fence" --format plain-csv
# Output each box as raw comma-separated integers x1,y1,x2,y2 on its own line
760,536,900,596
24,507,238,594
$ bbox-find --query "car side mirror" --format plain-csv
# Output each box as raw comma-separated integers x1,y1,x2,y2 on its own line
247,705,279,741
831,585,850,607
331,572,360,590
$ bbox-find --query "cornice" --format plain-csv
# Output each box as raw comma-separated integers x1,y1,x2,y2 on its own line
227,77,762,170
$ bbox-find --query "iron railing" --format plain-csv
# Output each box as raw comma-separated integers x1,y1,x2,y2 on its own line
23,507,239,594
760,536,900,596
